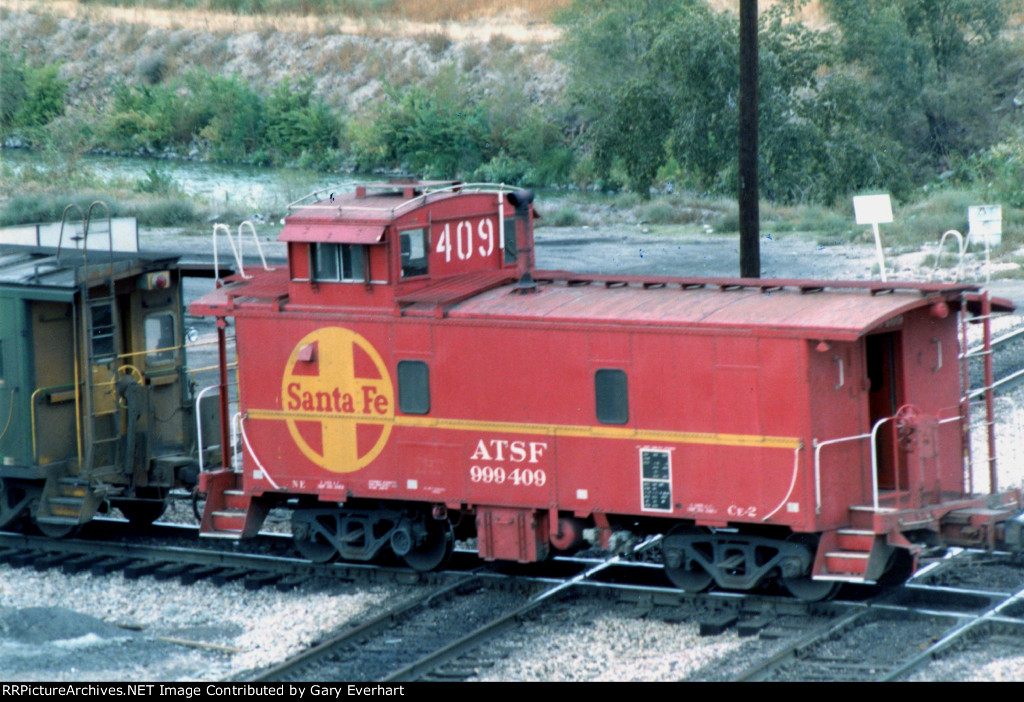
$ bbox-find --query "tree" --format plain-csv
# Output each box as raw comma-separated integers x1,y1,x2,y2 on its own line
822,0,1019,170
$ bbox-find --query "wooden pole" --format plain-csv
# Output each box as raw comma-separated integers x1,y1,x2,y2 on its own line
738,0,760,279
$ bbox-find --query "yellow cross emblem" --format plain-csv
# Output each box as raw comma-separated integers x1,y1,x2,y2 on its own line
280,327,394,472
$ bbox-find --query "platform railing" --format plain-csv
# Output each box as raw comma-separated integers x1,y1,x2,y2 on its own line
195,382,237,474
813,409,963,513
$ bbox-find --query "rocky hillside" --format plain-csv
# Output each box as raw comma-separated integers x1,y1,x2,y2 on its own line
1,0,565,114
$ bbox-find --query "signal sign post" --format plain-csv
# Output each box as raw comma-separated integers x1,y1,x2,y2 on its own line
853,194,894,282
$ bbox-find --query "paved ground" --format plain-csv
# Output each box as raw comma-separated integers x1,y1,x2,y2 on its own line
142,222,1024,309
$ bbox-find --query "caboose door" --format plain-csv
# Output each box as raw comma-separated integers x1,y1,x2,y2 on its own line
865,331,905,491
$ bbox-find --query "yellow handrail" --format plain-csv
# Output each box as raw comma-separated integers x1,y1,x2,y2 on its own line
30,383,77,463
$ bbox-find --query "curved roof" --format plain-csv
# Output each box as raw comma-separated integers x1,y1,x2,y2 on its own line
446,273,978,341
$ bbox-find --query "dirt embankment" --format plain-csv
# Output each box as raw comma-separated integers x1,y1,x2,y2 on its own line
1,0,565,114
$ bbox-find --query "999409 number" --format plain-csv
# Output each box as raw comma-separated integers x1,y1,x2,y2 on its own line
469,465,547,487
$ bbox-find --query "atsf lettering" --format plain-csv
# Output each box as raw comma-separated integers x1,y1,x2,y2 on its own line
470,439,547,464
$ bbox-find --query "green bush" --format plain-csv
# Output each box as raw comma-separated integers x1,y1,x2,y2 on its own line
130,197,200,226
0,192,125,227
349,73,491,177
0,51,68,136
98,70,346,168
545,206,582,227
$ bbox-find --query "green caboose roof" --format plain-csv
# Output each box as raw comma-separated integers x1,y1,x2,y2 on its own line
0,244,181,301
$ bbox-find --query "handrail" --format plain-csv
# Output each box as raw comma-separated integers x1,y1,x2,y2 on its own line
212,220,275,284
813,431,871,515
815,410,966,514
30,383,76,463
83,200,114,278
238,412,280,489
55,204,85,265
930,229,966,282
868,415,897,510
195,382,234,473
760,446,804,521
285,181,515,219
0,387,15,446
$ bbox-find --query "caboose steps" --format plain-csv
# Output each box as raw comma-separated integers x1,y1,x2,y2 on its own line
810,527,883,583
198,475,269,539
208,489,251,534
823,550,870,576
210,509,247,534
836,528,876,552
35,476,105,529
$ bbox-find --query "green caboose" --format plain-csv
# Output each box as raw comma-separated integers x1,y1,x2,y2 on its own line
0,226,198,535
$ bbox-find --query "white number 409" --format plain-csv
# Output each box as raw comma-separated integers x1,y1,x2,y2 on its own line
436,219,495,262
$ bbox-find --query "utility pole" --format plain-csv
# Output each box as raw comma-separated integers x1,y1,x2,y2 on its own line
738,0,760,279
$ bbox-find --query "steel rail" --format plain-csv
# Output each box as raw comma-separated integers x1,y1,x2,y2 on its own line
879,582,1024,681
247,575,487,683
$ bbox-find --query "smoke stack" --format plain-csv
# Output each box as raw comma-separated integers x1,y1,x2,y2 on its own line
507,190,536,294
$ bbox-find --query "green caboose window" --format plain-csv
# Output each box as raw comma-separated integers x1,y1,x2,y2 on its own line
312,243,365,282
145,312,176,366
595,368,629,425
90,303,116,361
397,360,430,415
503,217,517,264
400,229,428,278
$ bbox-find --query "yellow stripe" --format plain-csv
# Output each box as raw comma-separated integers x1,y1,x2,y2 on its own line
246,409,800,450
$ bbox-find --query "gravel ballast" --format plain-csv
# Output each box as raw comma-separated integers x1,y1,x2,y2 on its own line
0,570,395,682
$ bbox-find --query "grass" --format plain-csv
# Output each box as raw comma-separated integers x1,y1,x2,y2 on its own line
19,0,569,41
65,0,576,21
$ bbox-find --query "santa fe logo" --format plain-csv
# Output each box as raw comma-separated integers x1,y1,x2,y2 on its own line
281,327,394,472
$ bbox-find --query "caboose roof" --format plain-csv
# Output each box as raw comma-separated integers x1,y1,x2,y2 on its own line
279,180,466,243
0,244,179,299
446,273,986,341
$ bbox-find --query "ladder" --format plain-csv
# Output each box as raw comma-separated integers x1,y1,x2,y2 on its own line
36,203,123,531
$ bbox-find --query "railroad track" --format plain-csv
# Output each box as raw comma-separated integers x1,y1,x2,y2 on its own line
721,551,1024,682
0,525,456,592
3,522,1022,681
244,575,540,682
243,536,669,682
966,314,1024,398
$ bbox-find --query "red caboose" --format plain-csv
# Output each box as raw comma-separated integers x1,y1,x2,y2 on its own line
192,181,1023,598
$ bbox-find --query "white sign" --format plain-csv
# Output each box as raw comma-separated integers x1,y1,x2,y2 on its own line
968,205,1002,248
852,194,893,282
853,194,893,225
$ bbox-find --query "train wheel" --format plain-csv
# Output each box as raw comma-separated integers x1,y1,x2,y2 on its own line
401,517,454,572
117,489,168,526
779,575,840,601
779,535,840,601
877,548,915,587
662,525,714,592
0,479,32,531
34,517,80,539
291,512,340,563
117,500,167,526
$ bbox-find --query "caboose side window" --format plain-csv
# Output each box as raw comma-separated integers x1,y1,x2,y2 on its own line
503,216,517,264
312,243,365,282
144,312,176,366
90,303,116,361
400,229,429,278
397,360,430,414
595,368,629,425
